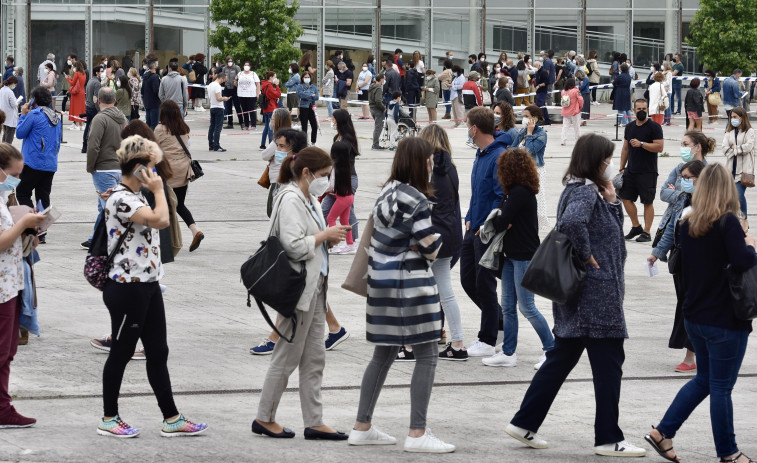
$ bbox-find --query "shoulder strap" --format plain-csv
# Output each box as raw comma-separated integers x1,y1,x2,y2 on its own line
105,217,133,265
175,135,191,159
556,185,583,229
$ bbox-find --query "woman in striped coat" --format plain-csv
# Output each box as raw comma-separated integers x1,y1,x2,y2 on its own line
348,137,455,453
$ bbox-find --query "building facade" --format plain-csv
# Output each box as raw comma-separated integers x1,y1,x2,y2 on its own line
1,0,700,91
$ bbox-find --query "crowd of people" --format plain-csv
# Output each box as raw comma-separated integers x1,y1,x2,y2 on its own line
0,45,755,461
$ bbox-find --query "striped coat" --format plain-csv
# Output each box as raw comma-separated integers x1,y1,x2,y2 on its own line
366,181,442,346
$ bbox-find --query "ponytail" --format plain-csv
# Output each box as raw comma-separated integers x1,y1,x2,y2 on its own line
684,130,716,157
276,147,333,184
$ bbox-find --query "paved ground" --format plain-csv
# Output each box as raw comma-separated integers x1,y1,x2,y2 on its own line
1,102,755,462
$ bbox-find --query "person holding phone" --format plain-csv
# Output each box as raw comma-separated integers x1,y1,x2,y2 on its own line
0,143,46,429
97,135,207,438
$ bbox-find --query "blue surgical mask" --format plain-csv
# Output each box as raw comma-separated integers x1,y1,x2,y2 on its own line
452,72,458,77
680,178,695,194
0,168,20,191
303,78,311,84
731,118,741,127
274,150,289,163
679,147,694,162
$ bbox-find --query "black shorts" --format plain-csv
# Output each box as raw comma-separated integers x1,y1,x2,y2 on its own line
358,92,369,101
619,172,658,204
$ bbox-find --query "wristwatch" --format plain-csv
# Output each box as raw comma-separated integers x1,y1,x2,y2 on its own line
640,141,645,148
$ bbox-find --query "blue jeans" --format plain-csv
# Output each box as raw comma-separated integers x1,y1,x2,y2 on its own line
443,89,451,115
617,110,632,126
260,112,273,147
664,93,672,124
90,171,122,239
145,107,159,131
432,257,463,343
657,320,749,457
500,258,555,355
672,85,682,113
208,107,224,150
736,181,747,215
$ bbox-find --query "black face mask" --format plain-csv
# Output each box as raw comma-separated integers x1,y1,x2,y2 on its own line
636,110,647,121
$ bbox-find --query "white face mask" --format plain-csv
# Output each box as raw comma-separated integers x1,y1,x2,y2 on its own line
116,80,121,88
243,65,250,71
143,65,148,70
103,60,108,66
449,55,453,59
362,66,368,71
67,60,72,66
288,68,292,74
308,173,330,197
480,57,486,62
304,78,311,84
227,61,233,67
602,159,618,181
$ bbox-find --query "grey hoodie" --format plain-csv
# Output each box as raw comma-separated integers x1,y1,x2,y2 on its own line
158,71,188,110
86,106,127,173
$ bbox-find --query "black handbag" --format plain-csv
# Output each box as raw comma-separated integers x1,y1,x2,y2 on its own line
175,135,204,181
240,192,306,342
652,213,672,249
83,210,132,291
521,187,586,305
721,214,757,320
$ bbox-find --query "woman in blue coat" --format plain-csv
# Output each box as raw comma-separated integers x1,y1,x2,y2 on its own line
612,63,632,126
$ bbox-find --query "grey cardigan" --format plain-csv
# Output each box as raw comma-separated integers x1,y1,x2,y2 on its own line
552,182,628,339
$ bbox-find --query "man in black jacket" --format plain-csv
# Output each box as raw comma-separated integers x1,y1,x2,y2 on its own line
141,59,161,130
382,57,400,104
533,60,551,125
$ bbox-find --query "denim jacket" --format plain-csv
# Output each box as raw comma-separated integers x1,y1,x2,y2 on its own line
514,124,547,167
283,73,301,92
722,76,741,107
652,192,690,261
296,83,319,107
657,160,707,233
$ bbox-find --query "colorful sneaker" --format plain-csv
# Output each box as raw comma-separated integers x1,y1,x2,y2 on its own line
339,243,358,255
325,327,350,351
0,406,36,428
674,362,696,372
90,335,112,352
439,343,468,361
250,338,276,355
396,346,415,362
329,243,347,254
97,415,140,438
160,414,208,437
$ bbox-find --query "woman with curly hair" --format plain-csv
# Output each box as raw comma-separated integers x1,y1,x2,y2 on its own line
481,148,554,369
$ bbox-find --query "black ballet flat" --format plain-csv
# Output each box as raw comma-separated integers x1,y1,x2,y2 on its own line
304,427,349,441
252,420,295,438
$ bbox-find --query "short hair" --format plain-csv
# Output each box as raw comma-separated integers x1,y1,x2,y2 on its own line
384,56,394,65
690,78,701,89
290,63,300,73
46,53,55,61
98,87,116,105
168,61,178,71
195,53,205,62
564,78,576,90
375,72,385,82
30,86,53,108
394,48,403,54
225,55,233,61
117,135,164,176
654,72,664,82
523,104,544,122
733,68,742,75
274,128,307,154
69,53,77,60
391,91,403,99
148,59,158,70
337,61,346,69
620,63,629,73
467,107,495,135
5,56,13,64
443,59,452,69
478,52,486,59
681,160,705,178
634,98,648,109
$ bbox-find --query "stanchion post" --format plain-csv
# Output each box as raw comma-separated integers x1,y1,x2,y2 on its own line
612,113,622,141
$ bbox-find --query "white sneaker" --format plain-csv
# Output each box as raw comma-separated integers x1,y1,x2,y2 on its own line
534,353,547,370
466,340,495,357
329,243,346,254
403,428,455,453
68,125,79,131
194,106,206,112
482,351,517,367
340,243,357,255
347,425,397,446
505,423,548,449
594,440,646,457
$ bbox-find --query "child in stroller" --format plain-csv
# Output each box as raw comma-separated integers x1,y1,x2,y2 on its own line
383,91,419,149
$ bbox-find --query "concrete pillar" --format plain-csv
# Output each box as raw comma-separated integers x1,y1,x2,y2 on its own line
426,0,433,65
374,0,381,57
577,0,585,55
527,0,535,58
85,1,92,69
625,0,633,56
469,0,479,55
318,0,325,75
664,0,679,55
16,2,28,90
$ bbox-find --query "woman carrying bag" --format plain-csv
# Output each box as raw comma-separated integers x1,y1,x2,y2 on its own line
253,147,350,440
722,107,754,215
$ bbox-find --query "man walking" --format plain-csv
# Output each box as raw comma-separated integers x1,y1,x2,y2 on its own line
619,99,664,243
82,65,103,153
158,61,189,117
82,87,127,248
141,59,161,130
368,73,385,150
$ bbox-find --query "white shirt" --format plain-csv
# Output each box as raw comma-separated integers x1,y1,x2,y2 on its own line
415,60,425,73
0,202,23,304
207,81,224,109
0,86,19,128
237,71,260,98
358,70,372,91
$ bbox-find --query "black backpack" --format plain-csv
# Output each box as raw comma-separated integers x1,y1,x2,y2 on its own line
258,88,268,110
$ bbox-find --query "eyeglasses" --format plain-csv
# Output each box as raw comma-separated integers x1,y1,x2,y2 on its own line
681,175,697,180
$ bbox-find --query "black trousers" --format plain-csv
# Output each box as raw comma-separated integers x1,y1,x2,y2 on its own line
459,229,501,346
511,337,626,446
102,280,178,419
223,87,243,126
239,96,257,128
61,90,69,112
670,271,694,351
82,105,98,152
16,165,55,209
172,185,195,227
299,106,318,144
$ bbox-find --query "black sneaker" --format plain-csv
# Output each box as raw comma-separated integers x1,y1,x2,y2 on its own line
624,226,643,240
214,146,227,152
80,240,92,250
636,232,652,243
371,145,385,150
209,146,214,151
224,124,233,129
259,145,266,150
439,343,469,361
396,346,415,362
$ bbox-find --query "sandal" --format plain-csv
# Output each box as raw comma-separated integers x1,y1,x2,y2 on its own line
720,453,756,463
644,426,681,462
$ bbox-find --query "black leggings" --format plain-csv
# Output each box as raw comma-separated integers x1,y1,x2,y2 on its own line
102,281,178,419
590,83,599,102
16,165,55,209
172,185,195,227
299,106,318,144
239,97,257,128
61,91,69,112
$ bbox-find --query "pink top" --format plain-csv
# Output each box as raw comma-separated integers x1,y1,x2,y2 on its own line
560,87,582,117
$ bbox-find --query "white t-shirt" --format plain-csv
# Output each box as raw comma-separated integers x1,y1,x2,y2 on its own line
207,80,224,109
237,71,260,98
105,185,164,283
358,70,372,91
416,60,425,73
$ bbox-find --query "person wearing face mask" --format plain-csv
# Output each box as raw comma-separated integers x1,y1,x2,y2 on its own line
618,99,664,243
670,54,684,115
10,67,25,103
0,143,46,430
259,71,282,150
253,147,350,441
140,60,161,131
221,56,243,129
283,63,301,119
296,71,320,144
684,78,705,131
260,110,295,216
722,107,755,215
612,63,633,126
506,134,646,459
514,105,550,233
0,77,19,143
349,137,454,453
438,60,453,120
448,66,466,128
648,71,667,125
335,62,353,111
158,61,189,119
394,49,406,89
2,56,13,82
115,75,133,121
60,54,77,113
236,61,260,131
368,73,386,150
422,69,440,122
357,63,372,119
14,86,62,216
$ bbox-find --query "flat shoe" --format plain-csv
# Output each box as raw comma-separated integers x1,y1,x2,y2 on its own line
189,232,204,252
251,420,295,438
304,427,349,440
644,427,680,462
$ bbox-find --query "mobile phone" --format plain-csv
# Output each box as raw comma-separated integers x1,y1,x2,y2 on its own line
28,98,35,107
133,165,148,182
342,226,352,231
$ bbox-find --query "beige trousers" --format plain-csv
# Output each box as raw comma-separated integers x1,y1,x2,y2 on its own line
256,276,327,427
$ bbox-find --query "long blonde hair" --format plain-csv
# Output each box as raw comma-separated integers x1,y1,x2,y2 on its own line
419,124,452,160
271,107,292,133
684,164,741,238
